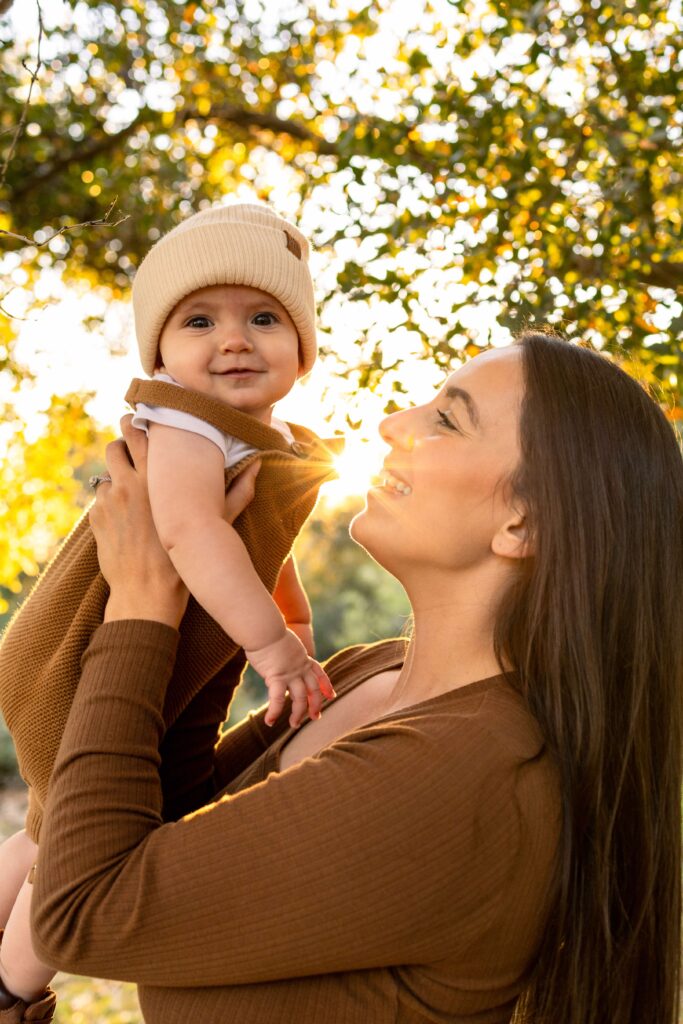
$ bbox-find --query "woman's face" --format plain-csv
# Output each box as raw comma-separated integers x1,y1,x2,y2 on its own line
350,347,525,581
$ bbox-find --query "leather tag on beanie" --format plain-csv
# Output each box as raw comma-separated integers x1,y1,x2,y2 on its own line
284,230,302,259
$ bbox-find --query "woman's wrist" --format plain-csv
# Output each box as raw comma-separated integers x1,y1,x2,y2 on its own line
104,579,188,629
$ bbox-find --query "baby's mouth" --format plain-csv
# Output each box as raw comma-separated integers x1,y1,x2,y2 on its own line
216,368,264,376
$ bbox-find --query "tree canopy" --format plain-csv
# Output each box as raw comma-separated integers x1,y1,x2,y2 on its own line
2,0,681,377
0,0,681,597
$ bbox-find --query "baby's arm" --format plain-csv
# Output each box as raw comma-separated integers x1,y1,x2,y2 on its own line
273,555,315,656
0,831,54,1002
146,424,332,726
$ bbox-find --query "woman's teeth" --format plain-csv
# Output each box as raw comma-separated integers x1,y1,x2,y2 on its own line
382,472,412,496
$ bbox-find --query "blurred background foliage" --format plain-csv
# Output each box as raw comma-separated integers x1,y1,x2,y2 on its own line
0,0,679,374
0,0,680,755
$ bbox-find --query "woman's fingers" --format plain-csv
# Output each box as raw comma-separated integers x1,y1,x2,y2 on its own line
103,439,131,484
104,417,144,485
102,415,148,484
119,414,148,471
224,460,261,524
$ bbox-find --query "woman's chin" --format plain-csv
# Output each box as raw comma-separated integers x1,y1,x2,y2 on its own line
348,505,368,547
349,503,393,573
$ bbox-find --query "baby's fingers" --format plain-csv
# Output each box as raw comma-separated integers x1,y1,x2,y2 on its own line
265,681,288,727
311,662,336,701
287,679,310,730
304,664,328,722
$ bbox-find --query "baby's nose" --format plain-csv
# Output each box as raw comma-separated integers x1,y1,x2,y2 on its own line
218,328,253,351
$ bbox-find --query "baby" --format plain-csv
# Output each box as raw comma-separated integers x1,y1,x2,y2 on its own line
0,203,337,1017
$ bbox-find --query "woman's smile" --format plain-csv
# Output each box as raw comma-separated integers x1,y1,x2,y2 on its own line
373,468,413,497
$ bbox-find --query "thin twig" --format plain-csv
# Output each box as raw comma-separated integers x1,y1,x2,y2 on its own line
0,301,30,321
0,289,63,321
0,0,44,189
0,197,129,247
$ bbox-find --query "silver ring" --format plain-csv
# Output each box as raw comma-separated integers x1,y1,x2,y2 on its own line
88,474,112,491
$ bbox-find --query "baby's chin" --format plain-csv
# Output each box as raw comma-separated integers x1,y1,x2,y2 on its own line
158,366,290,422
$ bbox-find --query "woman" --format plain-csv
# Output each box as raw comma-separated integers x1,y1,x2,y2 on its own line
11,333,683,1023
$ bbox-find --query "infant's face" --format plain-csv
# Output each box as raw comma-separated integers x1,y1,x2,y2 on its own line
158,284,300,423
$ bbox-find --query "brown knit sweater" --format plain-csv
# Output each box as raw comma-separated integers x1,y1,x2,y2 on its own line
32,621,561,1024
0,379,340,840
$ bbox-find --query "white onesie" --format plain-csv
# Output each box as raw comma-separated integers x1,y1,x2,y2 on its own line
131,372,295,469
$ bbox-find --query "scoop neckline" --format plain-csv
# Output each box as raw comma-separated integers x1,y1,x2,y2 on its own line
268,639,510,775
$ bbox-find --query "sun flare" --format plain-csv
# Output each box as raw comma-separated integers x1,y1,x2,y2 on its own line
322,434,388,506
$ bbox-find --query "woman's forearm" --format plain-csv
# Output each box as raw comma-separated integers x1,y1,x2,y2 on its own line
30,619,177,976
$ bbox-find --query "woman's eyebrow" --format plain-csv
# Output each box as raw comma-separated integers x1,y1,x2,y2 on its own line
445,386,481,429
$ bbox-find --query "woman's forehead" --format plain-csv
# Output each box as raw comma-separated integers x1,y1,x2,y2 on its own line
442,347,522,393
439,348,523,423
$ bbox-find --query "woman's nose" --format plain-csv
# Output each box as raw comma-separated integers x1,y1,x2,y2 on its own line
379,407,416,450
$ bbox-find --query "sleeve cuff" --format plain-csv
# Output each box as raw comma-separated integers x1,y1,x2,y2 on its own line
81,619,180,707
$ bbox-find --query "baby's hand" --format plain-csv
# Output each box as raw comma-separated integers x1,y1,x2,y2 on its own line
245,630,336,728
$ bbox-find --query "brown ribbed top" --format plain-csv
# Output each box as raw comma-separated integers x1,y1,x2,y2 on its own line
32,621,561,1024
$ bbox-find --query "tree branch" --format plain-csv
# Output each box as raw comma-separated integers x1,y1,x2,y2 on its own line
9,101,339,202
10,113,147,201
0,0,44,188
0,197,128,247
570,253,683,292
192,103,338,155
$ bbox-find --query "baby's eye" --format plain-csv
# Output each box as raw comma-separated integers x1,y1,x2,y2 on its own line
185,315,213,329
436,409,461,433
252,311,279,326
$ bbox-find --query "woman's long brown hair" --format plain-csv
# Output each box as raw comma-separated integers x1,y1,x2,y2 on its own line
497,332,683,1024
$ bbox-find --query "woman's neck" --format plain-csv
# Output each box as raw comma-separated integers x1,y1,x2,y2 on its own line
388,570,510,710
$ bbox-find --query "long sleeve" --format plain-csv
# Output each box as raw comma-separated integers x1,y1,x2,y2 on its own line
32,621,560,1002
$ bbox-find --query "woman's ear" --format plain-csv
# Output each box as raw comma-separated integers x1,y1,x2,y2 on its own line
491,508,534,560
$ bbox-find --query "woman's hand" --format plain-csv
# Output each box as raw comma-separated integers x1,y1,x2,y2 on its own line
91,417,260,628
90,416,188,627
224,457,261,524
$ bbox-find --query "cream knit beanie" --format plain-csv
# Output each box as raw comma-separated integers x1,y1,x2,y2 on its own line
132,203,317,375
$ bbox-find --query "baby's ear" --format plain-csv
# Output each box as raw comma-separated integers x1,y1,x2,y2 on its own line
296,347,308,379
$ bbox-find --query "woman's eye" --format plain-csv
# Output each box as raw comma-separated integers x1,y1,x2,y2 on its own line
185,315,212,329
437,409,461,433
252,312,278,326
